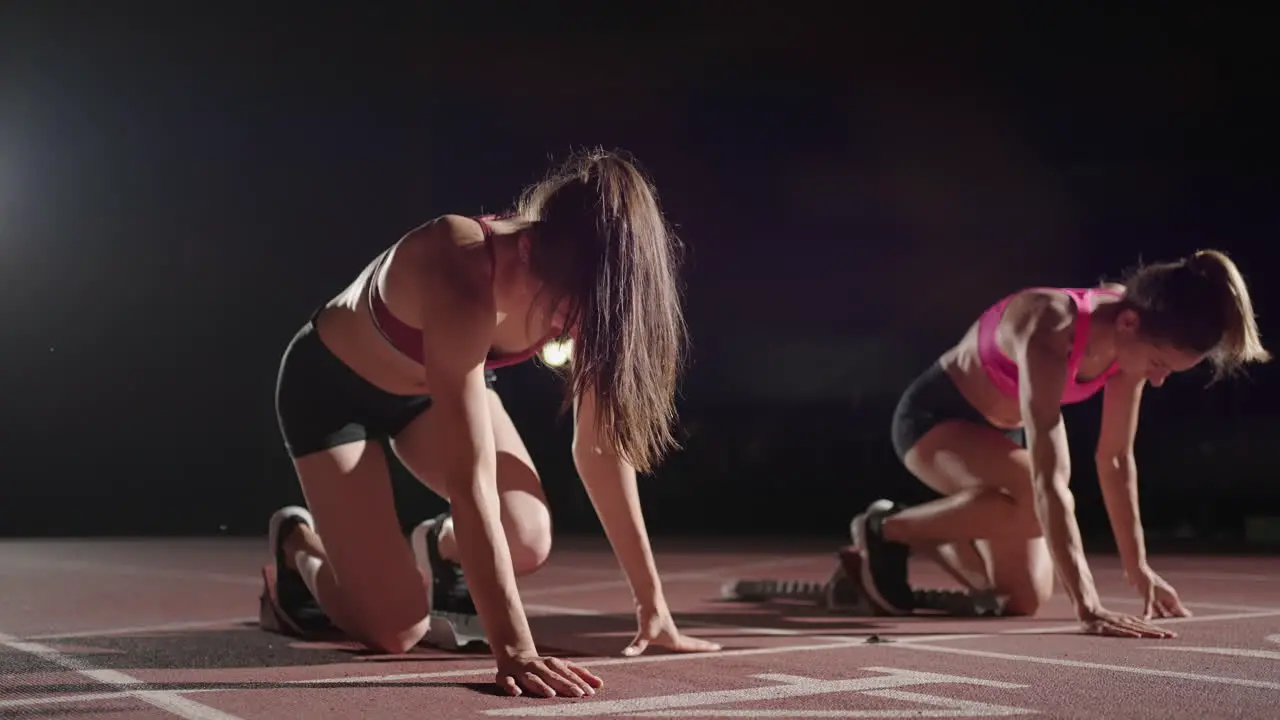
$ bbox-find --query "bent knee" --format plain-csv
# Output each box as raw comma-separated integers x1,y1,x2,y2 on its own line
363,615,431,655
1003,591,1049,617
506,504,553,574
346,576,430,654
999,569,1055,617
984,487,1042,539
1009,498,1044,539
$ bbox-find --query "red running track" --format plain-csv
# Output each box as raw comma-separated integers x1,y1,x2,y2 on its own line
1,537,1278,718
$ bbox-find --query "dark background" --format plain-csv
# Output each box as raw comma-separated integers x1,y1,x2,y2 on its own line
2,4,1276,549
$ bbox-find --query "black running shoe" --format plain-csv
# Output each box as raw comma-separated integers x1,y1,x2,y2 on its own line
851,499,915,615
410,513,488,650
267,506,333,633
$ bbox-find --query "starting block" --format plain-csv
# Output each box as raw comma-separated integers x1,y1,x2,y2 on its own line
720,545,1009,618
721,545,876,614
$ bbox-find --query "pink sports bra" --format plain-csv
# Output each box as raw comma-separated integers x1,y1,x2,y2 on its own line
367,215,557,371
976,287,1123,405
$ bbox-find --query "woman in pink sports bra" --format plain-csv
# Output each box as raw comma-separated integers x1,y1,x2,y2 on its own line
854,250,1269,640
268,149,717,700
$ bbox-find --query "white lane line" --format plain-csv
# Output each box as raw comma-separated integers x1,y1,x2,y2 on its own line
0,689,212,711
8,555,808,644
632,688,1038,718
894,642,1280,690
1158,571,1280,583
285,639,908,685
25,617,258,641
481,667,1027,717
5,555,811,602
0,631,242,719
524,603,858,641
1103,597,1280,614
8,606,1278,710
1146,646,1280,660
997,608,1280,635
526,602,1280,640
1,690,156,711
0,560,258,585
8,554,1276,710
296,607,1280,686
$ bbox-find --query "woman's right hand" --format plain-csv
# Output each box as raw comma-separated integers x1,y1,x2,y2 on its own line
1077,604,1176,638
496,652,604,698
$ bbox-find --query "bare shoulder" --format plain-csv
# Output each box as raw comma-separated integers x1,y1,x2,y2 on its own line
400,215,498,378
398,214,493,304
1002,288,1077,354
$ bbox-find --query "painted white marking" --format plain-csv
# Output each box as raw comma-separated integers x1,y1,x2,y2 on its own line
1267,634,1280,646
1159,571,1280,583
0,632,242,719
524,603,855,641
25,616,258,641
635,687,1035,716
482,668,1028,717
0,559,259,585
1102,597,1280,614
1174,601,1280,613
13,605,1272,709
896,643,1280,690
299,608,1280,686
1148,646,1280,660
998,609,1280,635
290,639,896,684
3,554,809,601
0,690,167,710
867,689,1036,717
634,682,1036,717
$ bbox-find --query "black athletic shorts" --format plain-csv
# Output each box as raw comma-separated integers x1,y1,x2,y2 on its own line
274,310,497,459
890,361,1026,463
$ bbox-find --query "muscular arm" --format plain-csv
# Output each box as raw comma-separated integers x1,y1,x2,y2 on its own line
415,216,535,658
1010,294,1102,615
572,388,666,610
1095,371,1149,577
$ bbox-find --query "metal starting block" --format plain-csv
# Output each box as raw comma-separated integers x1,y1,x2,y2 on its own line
720,545,1009,618
720,545,876,614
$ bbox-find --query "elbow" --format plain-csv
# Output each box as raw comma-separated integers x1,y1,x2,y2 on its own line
571,428,616,468
1094,449,1135,472
570,435,589,468
1031,467,1071,498
441,451,494,510
1028,451,1071,499
1031,472,1075,523
1027,439,1071,490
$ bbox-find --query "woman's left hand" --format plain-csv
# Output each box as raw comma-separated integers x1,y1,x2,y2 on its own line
623,604,722,657
1131,566,1192,619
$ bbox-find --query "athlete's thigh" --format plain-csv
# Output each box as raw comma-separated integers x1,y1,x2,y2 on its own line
904,420,1035,501
390,389,548,508
292,440,428,626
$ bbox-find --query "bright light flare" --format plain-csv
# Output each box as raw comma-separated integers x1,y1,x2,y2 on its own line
540,338,573,368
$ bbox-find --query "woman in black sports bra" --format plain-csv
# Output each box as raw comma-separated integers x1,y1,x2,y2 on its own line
269,149,716,699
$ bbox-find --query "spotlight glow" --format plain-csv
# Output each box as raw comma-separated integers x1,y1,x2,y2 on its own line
540,338,573,368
